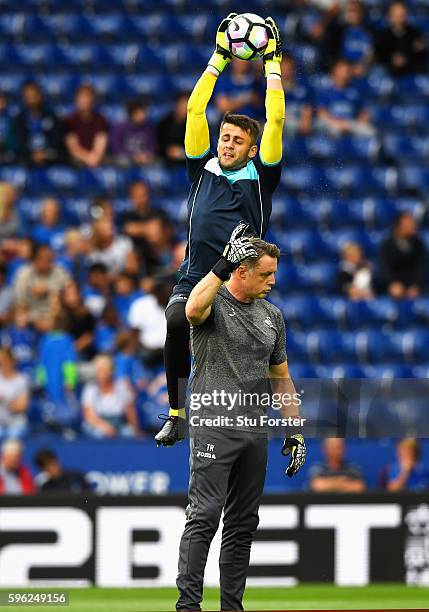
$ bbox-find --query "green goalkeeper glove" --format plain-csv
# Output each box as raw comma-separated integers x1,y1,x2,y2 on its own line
263,16,283,78
282,433,306,477
207,13,237,75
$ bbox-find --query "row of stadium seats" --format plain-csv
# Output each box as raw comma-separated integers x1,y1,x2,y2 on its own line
15,194,426,230
286,328,429,363
290,362,429,379
273,296,429,329
3,165,429,197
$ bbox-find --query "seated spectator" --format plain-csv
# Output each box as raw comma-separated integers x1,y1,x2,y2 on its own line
127,276,171,366
336,241,373,299
3,237,34,284
0,91,16,163
13,81,62,166
383,438,429,491
60,281,96,361
82,263,111,318
87,218,133,275
35,448,90,494
13,243,70,332
110,98,156,167
64,84,108,168
0,348,29,439
0,264,13,325
379,212,426,299
0,182,19,244
94,302,121,353
1,306,38,377
375,2,427,77
309,437,366,492
142,215,175,275
317,59,376,136
36,311,79,433
323,0,373,74
0,439,35,495
157,92,188,166
216,58,264,119
114,329,148,392
32,198,65,252
281,56,313,136
114,272,142,326
82,354,140,438
58,228,89,283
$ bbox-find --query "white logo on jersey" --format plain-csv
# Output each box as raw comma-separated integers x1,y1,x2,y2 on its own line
228,307,236,317
264,316,274,328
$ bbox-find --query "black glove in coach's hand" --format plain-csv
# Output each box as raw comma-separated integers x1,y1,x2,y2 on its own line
212,221,258,281
281,433,306,477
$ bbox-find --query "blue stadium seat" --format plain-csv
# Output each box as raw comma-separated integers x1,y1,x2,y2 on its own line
273,229,334,262
288,363,317,379
396,74,429,101
28,167,79,194
281,166,325,193
359,330,405,362
294,262,337,291
38,73,79,101
338,136,380,161
306,135,338,160
63,198,91,225
17,197,44,225
383,134,429,161
314,364,365,378
81,168,127,195
398,166,429,194
58,44,108,68
0,15,26,39
361,364,414,378
285,330,311,362
403,329,429,362
346,298,400,329
309,330,360,363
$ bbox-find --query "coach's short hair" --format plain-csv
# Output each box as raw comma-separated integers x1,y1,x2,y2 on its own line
220,112,261,145
242,237,281,269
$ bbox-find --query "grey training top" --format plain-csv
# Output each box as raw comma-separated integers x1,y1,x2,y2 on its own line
189,285,287,435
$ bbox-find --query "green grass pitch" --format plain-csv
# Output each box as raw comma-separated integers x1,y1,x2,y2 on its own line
1,585,428,611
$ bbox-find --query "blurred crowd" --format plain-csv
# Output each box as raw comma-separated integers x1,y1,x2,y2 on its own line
1,436,427,495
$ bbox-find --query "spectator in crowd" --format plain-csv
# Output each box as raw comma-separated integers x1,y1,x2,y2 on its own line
0,348,29,439
375,1,427,77
0,182,19,244
157,92,188,166
64,84,109,168
0,264,13,325
309,437,366,492
82,354,140,438
114,329,148,392
13,243,70,331
384,438,429,491
4,237,34,284
0,91,16,163
0,306,38,376
87,218,133,275
60,281,96,361
82,262,111,318
110,98,156,167
35,448,90,494
113,272,141,326
94,302,121,353
0,439,34,495
32,198,65,252
317,59,376,136
127,276,172,366
322,0,373,74
379,212,426,299
36,311,79,434
281,56,313,136
141,215,175,275
216,58,264,119
13,81,63,166
58,228,89,283
336,241,373,299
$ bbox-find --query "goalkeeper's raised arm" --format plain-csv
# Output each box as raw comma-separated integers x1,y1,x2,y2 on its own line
184,13,237,159
260,17,286,166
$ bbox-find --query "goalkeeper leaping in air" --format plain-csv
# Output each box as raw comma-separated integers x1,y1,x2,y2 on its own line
157,14,285,445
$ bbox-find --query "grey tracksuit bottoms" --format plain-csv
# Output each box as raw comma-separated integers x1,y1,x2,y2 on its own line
176,428,268,612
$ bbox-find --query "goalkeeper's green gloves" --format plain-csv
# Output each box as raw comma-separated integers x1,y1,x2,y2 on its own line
263,16,283,78
282,433,306,477
207,13,237,75
212,221,258,282
155,411,186,447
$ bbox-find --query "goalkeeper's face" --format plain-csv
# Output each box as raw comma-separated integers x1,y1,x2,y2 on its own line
239,254,277,299
218,123,257,170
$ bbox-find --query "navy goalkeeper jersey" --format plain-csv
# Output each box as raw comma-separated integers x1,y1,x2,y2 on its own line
177,150,281,290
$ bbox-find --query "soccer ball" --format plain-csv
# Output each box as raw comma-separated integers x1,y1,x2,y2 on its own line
226,13,269,61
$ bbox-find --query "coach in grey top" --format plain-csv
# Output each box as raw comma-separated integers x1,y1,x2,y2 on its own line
172,223,306,612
